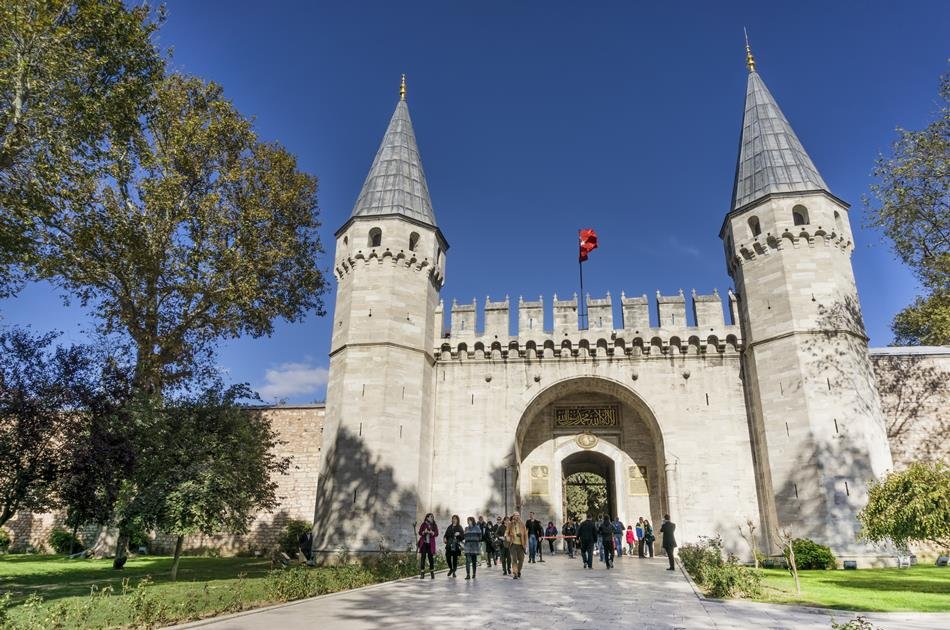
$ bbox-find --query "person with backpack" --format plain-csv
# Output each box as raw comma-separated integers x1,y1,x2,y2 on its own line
598,515,615,569
562,519,577,558
485,516,500,567
463,517,483,579
417,513,439,579
612,517,625,558
443,514,464,578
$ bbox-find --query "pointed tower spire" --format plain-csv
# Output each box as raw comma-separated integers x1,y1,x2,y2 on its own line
350,77,437,226
730,41,830,211
744,28,755,72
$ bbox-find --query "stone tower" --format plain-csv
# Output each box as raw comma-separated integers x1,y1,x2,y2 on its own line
313,78,447,559
720,46,892,559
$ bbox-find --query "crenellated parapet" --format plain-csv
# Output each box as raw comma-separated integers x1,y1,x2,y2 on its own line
334,247,445,288
727,226,853,275
437,288,740,359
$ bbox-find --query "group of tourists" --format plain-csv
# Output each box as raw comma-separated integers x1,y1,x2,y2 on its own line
416,511,678,580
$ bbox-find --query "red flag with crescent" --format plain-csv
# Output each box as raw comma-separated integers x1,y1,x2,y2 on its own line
579,228,598,262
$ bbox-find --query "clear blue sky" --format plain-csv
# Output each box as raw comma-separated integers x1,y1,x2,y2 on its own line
2,1,947,403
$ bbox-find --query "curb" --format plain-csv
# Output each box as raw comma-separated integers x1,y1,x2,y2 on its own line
164,568,450,629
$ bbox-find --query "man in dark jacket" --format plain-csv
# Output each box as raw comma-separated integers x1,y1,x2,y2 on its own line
660,514,677,570
525,513,544,563
598,515,615,568
576,514,597,569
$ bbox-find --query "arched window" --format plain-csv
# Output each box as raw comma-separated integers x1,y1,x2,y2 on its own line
368,227,382,248
793,205,809,226
834,210,843,232
748,216,761,237
343,235,348,248
408,232,420,251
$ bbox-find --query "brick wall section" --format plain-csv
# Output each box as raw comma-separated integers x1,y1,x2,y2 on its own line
870,347,950,469
2,405,324,555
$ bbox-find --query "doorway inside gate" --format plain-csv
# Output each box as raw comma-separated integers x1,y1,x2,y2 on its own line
562,450,616,522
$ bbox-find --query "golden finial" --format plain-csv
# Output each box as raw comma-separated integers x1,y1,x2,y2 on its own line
400,74,407,101
744,28,756,73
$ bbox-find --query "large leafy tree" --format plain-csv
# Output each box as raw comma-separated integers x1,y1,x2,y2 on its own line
32,73,327,396
110,382,289,578
858,461,950,551
866,71,950,345
564,472,608,521
0,327,94,528
0,0,163,297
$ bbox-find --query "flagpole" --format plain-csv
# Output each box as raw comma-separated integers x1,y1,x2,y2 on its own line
578,258,586,330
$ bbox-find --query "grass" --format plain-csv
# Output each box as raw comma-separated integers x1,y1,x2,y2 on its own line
0,553,427,628
754,566,950,612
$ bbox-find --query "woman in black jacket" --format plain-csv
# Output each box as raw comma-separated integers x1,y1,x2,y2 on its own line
443,514,464,577
598,515,615,569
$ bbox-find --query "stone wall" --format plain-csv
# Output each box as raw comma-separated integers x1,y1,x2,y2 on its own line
2,405,324,555
870,347,950,469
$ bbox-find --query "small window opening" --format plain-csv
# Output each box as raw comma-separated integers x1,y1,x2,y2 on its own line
409,231,420,251
792,205,809,226
844,481,850,496
368,227,382,247
748,215,761,237
834,210,843,232
793,483,799,498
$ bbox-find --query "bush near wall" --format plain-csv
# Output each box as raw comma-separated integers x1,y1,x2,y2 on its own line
0,529,10,553
278,520,313,558
48,528,83,555
785,538,836,570
678,535,762,599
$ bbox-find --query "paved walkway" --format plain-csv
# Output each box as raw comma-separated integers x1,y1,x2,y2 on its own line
174,553,950,630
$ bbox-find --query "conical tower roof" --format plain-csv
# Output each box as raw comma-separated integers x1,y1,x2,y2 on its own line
730,63,830,211
350,89,437,227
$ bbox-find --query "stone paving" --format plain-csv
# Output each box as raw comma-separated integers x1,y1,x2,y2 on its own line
174,552,950,630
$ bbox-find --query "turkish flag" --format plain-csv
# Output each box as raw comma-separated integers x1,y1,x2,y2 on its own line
579,228,598,262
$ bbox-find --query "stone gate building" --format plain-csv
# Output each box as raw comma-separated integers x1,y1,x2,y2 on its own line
5,53,948,562
311,52,947,566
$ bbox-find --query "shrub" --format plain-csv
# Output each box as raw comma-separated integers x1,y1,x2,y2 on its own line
48,527,83,554
785,537,836,570
128,527,150,553
278,519,313,558
678,535,761,598
0,528,10,553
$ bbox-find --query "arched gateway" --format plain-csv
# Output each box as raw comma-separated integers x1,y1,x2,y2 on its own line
515,377,669,528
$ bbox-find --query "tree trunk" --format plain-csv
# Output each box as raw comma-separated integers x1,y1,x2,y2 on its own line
170,534,184,581
787,540,801,594
112,531,129,570
70,523,79,556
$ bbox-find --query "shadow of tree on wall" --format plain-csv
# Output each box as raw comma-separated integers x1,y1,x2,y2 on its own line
872,354,948,465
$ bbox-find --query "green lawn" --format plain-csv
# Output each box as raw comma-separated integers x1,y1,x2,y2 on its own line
0,553,425,628
755,566,950,612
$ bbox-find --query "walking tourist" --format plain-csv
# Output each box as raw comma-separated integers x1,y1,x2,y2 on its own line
636,518,646,558
525,512,541,563
444,515,463,577
576,513,597,569
507,512,528,579
464,517,482,579
562,519,576,558
418,513,439,579
612,516,624,557
626,524,636,556
660,514,677,570
545,521,558,555
643,519,655,558
599,515,615,569
497,516,512,575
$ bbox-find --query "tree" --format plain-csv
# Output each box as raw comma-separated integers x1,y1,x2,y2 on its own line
0,327,93,527
32,72,327,397
865,71,950,345
775,528,801,595
109,382,290,578
0,0,163,297
858,461,950,551
738,518,759,568
564,472,608,521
